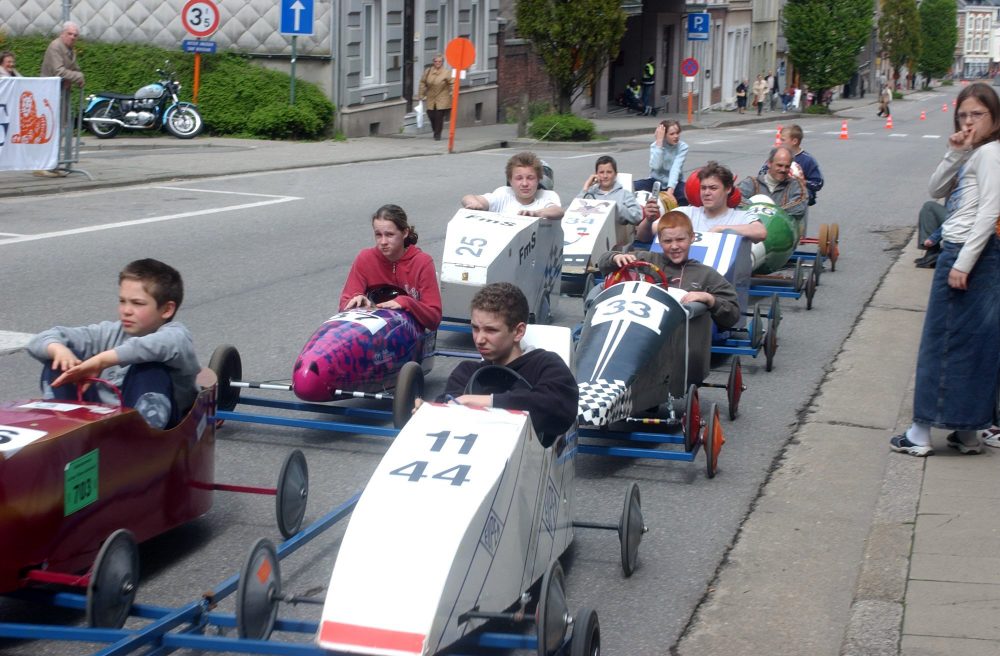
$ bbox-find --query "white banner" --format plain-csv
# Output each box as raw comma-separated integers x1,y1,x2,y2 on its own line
0,77,60,171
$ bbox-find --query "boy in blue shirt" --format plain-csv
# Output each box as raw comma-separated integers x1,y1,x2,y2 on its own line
27,258,200,429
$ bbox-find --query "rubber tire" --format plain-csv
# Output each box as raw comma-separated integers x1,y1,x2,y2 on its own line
536,561,569,656
793,257,804,292
618,483,644,577
683,384,700,454
208,345,242,412
817,224,830,257
276,449,308,539
393,361,424,429
750,304,764,350
768,294,782,332
582,273,595,300
570,607,601,656
764,317,777,372
727,357,743,421
829,223,840,271
164,104,203,139
805,267,817,311
236,538,281,641
87,529,139,628
87,101,121,139
705,403,723,479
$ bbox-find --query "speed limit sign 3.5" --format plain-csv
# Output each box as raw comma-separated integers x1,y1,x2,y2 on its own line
182,0,221,39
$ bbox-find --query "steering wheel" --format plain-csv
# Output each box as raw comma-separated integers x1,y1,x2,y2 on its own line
366,284,408,306
603,259,670,289
464,365,533,396
77,377,125,409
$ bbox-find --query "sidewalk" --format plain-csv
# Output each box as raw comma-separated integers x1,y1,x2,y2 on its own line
676,240,1000,656
0,93,879,199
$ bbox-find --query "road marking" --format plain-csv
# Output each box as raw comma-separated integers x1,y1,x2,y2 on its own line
822,131,841,135
922,134,941,139
888,133,908,137
0,232,24,237
157,186,297,199
854,132,875,135
693,139,730,145
0,194,302,247
562,153,604,160
0,330,34,355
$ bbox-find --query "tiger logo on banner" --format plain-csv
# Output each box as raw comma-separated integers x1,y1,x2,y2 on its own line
11,92,54,144
0,77,60,171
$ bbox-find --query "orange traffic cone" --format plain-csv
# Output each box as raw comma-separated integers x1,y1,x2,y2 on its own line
942,103,949,112
885,114,893,129
774,125,783,147
920,110,926,120
839,120,849,140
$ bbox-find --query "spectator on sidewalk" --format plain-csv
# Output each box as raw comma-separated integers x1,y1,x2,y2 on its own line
418,54,453,141
641,57,656,116
37,21,84,178
753,75,769,116
890,82,1000,457
735,80,748,114
0,51,21,77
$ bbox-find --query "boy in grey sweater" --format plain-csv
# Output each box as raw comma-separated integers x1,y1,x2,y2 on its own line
27,259,200,429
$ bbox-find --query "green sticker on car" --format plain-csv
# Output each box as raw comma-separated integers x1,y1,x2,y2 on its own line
64,449,99,515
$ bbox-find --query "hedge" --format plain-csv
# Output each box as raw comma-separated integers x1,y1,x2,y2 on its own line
529,113,596,141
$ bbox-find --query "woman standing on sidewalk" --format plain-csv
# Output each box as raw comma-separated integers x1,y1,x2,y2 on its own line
418,54,452,141
891,82,1000,457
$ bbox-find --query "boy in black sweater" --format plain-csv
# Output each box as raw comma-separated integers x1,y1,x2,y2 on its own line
441,282,578,437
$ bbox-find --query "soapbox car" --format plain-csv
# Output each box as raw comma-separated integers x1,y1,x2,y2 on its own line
648,228,782,371
575,273,735,477
0,370,309,629
210,286,436,437
560,197,618,298
234,329,645,656
439,209,562,325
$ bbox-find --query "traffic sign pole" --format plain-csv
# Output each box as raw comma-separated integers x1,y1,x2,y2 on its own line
194,53,201,103
680,58,699,125
445,38,476,153
290,36,297,105
181,0,220,105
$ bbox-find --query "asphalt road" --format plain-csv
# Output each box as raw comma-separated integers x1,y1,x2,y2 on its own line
0,91,949,655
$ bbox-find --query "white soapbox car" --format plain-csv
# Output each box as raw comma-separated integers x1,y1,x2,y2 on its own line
440,209,562,325
235,327,645,655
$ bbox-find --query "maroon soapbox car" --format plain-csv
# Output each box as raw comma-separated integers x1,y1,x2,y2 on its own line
0,370,308,629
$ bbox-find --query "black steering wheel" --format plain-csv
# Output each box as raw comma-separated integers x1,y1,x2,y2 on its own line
366,284,408,305
603,259,670,289
464,365,533,395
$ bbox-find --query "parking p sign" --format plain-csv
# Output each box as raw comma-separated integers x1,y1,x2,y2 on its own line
687,12,709,41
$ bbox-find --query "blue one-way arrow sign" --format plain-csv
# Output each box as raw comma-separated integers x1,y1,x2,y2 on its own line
281,0,314,36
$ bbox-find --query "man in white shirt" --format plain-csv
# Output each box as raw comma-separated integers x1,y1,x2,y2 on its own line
637,161,767,243
461,151,564,219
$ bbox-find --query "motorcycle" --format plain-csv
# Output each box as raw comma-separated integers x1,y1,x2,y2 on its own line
83,64,203,140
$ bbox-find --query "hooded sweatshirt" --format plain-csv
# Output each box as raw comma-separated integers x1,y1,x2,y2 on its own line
339,245,442,330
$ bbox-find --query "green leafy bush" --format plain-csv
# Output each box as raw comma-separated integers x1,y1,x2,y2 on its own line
941,79,954,86
529,113,595,141
0,34,334,139
804,104,832,115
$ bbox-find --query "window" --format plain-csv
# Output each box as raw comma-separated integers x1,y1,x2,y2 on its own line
362,1,383,84
470,0,485,71
441,1,455,47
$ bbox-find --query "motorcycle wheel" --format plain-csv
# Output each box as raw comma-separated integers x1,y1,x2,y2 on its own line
164,104,203,139
87,101,121,139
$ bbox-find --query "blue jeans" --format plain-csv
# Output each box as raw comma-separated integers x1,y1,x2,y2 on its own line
913,238,1000,429
41,360,178,429
634,177,687,206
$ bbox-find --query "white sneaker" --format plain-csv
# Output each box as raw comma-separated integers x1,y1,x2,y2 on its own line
980,427,1000,448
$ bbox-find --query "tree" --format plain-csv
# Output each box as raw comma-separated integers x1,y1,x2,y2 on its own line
515,0,627,113
879,0,921,84
784,0,872,102
917,0,957,83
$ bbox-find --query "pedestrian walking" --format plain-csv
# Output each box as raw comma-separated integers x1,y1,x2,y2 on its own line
752,75,769,116
418,54,453,141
